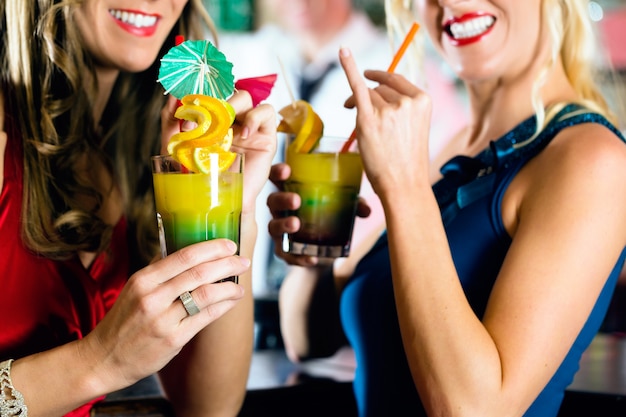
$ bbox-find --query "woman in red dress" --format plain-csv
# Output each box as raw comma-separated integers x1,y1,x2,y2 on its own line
0,0,276,416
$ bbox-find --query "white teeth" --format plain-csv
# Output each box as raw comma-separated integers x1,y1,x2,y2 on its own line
449,15,495,40
109,9,157,28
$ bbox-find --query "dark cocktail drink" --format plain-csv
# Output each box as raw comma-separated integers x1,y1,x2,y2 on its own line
284,136,363,258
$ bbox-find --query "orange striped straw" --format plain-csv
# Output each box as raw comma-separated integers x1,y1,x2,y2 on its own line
340,22,420,153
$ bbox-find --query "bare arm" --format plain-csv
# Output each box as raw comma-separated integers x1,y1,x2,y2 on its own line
278,215,385,362
158,216,256,416
10,240,249,417
278,264,347,362
158,93,277,416
389,125,626,416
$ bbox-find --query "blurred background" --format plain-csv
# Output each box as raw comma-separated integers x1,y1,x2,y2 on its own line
204,0,385,31
203,0,626,79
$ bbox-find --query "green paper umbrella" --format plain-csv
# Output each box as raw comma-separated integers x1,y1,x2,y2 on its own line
158,40,235,100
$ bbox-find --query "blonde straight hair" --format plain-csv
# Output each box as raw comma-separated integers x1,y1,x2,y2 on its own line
383,0,621,137
384,0,426,86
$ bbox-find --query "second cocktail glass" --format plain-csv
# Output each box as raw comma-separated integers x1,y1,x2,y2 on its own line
283,135,363,258
152,153,243,283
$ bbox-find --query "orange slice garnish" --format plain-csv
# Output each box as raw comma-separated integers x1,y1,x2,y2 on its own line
277,100,324,153
168,95,232,155
193,146,237,173
183,95,236,124
221,99,236,125
168,94,237,172
168,103,212,149
174,129,235,173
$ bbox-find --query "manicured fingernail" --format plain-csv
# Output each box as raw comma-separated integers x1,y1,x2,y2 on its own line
340,47,351,57
226,240,238,252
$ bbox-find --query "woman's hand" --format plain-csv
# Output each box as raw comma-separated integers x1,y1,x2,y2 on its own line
266,162,315,266
267,162,371,267
80,239,250,393
338,47,432,197
228,90,277,215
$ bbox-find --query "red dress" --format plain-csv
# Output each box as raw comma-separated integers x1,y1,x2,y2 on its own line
0,116,129,416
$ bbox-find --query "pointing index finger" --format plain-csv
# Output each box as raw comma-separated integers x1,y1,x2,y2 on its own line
339,47,374,118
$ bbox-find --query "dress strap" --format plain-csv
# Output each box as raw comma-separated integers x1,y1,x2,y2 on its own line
434,104,625,225
492,104,625,170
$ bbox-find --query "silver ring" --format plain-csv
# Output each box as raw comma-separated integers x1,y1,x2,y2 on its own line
179,291,200,317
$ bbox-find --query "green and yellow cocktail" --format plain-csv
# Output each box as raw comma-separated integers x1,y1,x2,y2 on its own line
152,154,243,282
284,135,363,258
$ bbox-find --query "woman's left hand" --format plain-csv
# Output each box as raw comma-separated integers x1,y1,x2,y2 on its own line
228,90,277,214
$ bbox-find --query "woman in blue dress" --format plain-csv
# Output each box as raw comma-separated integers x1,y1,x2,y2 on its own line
268,0,626,416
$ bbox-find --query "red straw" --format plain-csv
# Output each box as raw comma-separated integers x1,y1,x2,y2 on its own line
173,34,190,172
340,22,420,153
174,35,185,123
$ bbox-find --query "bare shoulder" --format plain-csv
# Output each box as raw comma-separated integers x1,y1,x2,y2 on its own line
518,121,626,192
531,120,626,230
540,121,626,186
505,120,626,237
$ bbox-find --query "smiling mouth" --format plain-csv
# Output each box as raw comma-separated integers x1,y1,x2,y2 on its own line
445,15,495,41
109,9,158,28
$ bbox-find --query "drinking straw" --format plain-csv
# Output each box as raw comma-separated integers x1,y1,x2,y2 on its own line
277,55,297,109
340,22,420,153
174,35,185,108
173,34,189,172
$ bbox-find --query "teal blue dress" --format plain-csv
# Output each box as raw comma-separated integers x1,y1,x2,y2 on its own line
340,104,626,416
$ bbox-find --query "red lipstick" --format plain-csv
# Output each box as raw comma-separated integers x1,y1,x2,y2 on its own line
443,11,495,47
109,9,160,38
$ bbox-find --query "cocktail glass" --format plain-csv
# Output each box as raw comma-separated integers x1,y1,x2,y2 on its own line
283,135,363,258
152,153,244,283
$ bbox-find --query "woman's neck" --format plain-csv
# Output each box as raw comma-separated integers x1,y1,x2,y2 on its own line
462,57,577,153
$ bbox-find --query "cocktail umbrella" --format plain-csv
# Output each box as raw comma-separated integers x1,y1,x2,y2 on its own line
235,73,278,107
158,40,234,100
